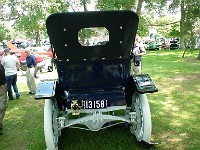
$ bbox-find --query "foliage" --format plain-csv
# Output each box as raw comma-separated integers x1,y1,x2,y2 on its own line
143,0,167,16
0,23,11,41
168,0,200,49
67,0,91,11
47,0,69,14
1,0,69,45
13,1,46,42
96,0,136,10
96,0,173,38
137,16,150,37
78,27,108,45
0,0,199,56
155,16,180,38
168,25,180,38
96,0,153,37
78,28,96,44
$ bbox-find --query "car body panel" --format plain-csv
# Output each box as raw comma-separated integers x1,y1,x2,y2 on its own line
148,42,160,50
26,47,53,58
9,50,44,63
169,40,179,50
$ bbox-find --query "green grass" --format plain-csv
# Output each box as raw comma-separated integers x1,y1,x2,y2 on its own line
143,49,200,150
0,49,199,150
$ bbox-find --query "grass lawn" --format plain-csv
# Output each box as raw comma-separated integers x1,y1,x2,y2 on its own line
0,49,199,150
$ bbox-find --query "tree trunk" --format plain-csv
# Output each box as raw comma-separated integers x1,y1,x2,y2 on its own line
82,0,88,12
137,0,144,16
182,48,187,58
197,28,200,60
35,31,40,46
198,49,200,60
180,0,185,50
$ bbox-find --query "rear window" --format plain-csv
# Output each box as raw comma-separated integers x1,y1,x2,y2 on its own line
78,27,109,46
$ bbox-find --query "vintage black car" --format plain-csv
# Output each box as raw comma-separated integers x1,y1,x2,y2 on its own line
170,40,179,50
35,10,158,150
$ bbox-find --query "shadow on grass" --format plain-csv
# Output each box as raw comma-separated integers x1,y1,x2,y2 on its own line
0,91,45,150
59,126,147,150
148,73,200,150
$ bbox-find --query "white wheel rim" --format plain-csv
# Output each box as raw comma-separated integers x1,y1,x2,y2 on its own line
52,100,60,146
44,99,60,150
130,94,152,143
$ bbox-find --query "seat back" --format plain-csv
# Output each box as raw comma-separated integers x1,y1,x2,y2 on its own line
56,59,131,90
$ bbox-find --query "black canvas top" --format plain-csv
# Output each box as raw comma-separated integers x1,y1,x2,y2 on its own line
46,10,139,61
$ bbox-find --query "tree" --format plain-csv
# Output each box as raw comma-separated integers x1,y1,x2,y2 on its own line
0,23,11,41
96,0,136,10
96,0,152,37
155,16,180,38
67,0,91,12
96,0,170,38
1,0,69,45
13,1,46,46
169,0,200,49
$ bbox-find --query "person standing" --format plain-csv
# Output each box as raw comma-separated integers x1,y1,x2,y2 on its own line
24,49,37,95
0,63,7,135
1,49,20,100
131,37,146,75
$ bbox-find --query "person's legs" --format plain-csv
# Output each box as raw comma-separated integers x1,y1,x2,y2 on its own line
12,74,20,98
5,76,13,100
26,68,36,94
26,68,31,93
133,62,142,75
29,68,36,93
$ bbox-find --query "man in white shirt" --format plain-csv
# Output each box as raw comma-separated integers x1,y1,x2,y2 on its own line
1,49,20,100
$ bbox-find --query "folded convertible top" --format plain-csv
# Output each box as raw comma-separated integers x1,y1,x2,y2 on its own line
46,10,139,61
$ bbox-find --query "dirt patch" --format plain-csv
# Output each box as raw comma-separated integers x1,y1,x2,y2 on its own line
183,57,200,63
172,73,200,81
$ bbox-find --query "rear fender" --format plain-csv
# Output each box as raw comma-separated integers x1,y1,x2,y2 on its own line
35,79,57,100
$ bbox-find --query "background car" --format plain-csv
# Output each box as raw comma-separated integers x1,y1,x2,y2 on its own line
147,42,160,50
9,50,45,72
169,40,179,50
26,46,53,58
0,50,48,72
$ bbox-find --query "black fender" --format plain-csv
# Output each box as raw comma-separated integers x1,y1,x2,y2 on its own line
125,74,158,107
35,79,57,100
132,74,158,94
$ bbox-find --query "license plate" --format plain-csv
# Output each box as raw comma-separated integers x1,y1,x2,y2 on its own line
82,99,108,109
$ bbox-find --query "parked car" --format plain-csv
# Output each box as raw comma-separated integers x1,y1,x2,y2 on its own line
169,40,179,50
147,42,160,50
26,46,53,58
10,50,45,72
0,50,52,72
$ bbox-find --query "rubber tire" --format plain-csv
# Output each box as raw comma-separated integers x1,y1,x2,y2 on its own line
130,93,152,143
44,99,60,150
